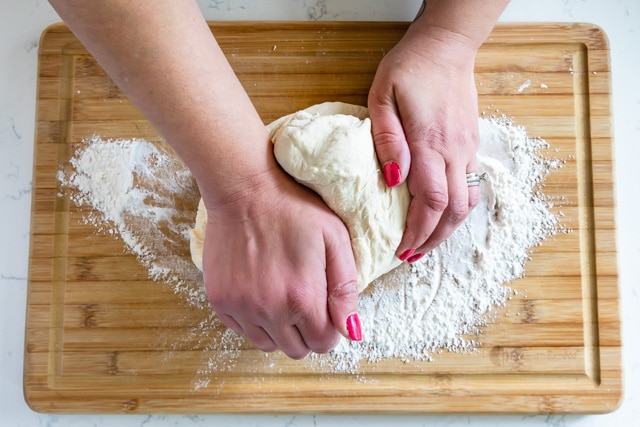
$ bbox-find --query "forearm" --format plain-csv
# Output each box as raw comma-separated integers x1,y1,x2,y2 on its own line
48,0,275,206
411,0,509,57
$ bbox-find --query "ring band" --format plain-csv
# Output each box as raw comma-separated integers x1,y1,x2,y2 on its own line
466,172,488,187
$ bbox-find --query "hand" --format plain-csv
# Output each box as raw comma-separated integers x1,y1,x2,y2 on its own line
368,25,482,261
201,170,360,359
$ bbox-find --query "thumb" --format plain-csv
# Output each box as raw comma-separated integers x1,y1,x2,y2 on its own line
325,232,361,341
368,95,411,188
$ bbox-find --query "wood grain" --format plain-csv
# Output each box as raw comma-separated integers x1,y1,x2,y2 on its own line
25,22,620,414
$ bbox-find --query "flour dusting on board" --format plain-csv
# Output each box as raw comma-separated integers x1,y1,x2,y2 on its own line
309,116,565,373
58,137,207,307
58,116,565,384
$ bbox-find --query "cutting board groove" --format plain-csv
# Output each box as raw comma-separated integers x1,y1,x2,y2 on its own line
25,22,620,414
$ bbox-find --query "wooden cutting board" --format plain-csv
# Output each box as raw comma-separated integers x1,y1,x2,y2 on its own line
25,22,620,414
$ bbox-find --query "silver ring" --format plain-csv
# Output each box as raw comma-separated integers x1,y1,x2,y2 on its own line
466,172,488,187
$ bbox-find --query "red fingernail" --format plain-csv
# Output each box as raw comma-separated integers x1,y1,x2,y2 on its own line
346,313,362,341
407,253,425,263
383,161,401,187
399,248,416,261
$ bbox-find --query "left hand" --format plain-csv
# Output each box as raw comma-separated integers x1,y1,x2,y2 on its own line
368,25,482,261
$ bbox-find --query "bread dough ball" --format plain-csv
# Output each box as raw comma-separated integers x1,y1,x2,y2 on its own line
190,102,410,292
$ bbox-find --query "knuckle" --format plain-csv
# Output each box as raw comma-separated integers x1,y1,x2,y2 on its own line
448,200,469,224
468,191,481,209
422,189,449,212
205,285,231,312
285,284,315,318
251,299,275,322
209,287,274,324
373,130,404,153
410,125,449,151
255,341,278,353
310,335,340,355
423,127,448,146
285,348,310,360
328,279,359,305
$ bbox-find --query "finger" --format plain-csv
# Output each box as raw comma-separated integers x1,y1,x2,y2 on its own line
397,153,448,257
263,323,311,360
420,162,470,253
249,278,326,359
324,227,361,342
294,315,341,355
218,312,244,334
226,318,279,353
240,291,313,359
290,284,341,354
467,169,481,211
368,93,411,187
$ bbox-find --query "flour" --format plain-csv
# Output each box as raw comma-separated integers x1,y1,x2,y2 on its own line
59,115,564,380
312,116,563,372
58,136,207,307
517,79,532,93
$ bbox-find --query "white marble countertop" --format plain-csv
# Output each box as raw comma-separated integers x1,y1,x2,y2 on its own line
1,0,638,425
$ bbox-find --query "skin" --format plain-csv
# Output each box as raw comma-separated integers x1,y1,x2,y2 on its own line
370,0,510,258
48,0,509,359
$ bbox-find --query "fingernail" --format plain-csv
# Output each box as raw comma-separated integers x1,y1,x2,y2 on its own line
407,253,425,263
383,161,401,187
399,248,416,261
346,313,362,342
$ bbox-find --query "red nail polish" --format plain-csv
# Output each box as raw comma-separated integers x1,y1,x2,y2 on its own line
399,248,416,261
407,253,425,263
346,313,362,341
383,161,401,187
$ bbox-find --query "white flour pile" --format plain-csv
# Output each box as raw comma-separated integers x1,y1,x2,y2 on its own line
58,137,207,306
59,116,563,378
314,116,564,372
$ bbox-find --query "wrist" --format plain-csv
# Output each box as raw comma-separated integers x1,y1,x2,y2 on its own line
175,109,280,216
195,150,287,221
409,0,508,55
399,21,478,74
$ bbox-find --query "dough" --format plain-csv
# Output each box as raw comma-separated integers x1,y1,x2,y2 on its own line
190,102,410,292
189,197,207,272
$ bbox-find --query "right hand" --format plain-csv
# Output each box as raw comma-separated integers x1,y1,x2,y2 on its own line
368,25,482,259
201,170,360,359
